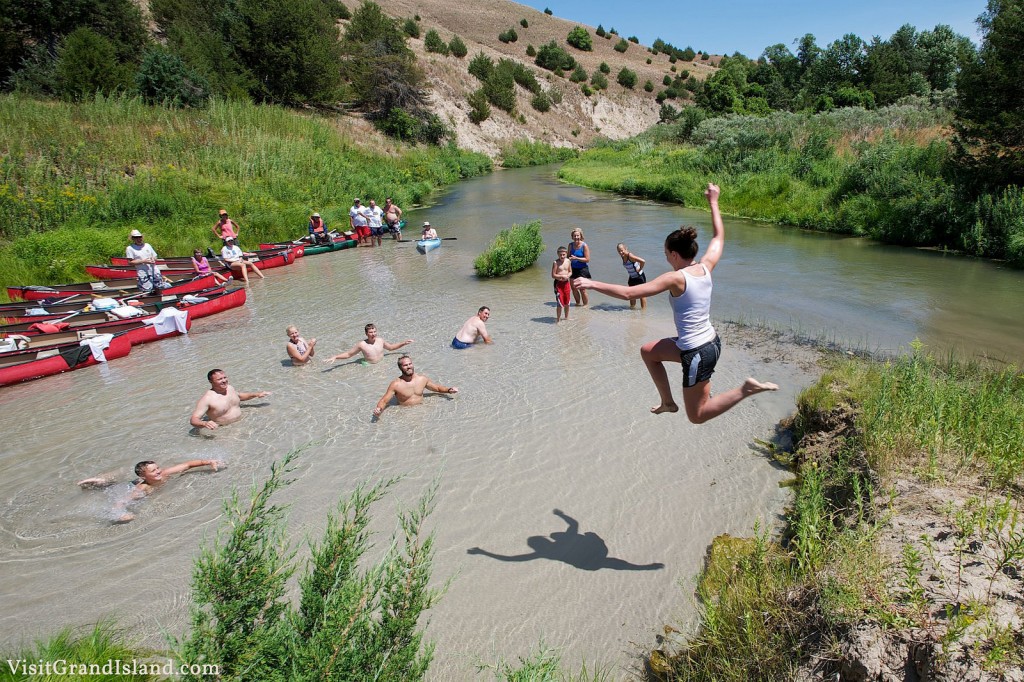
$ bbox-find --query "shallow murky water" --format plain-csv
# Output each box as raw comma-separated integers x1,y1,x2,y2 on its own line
1,166,1021,678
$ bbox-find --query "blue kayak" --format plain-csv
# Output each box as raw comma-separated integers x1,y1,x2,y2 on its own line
416,238,442,254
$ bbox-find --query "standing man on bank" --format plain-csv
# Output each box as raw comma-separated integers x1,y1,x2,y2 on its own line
126,229,167,292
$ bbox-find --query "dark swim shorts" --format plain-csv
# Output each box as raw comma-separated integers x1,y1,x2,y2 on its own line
451,337,473,350
627,273,647,286
569,266,591,279
679,335,721,388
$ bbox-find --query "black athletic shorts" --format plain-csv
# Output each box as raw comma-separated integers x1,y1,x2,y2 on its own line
569,266,591,279
627,273,647,286
679,335,721,388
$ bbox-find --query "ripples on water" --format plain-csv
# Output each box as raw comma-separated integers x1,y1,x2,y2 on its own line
1,166,1022,677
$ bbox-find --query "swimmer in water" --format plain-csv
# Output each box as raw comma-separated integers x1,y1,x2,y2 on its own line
189,369,271,430
372,355,457,420
77,459,222,523
324,323,413,364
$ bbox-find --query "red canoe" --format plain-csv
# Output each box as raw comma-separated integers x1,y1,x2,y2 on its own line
0,285,227,321
86,249,295,280
8,273,220,302
7,315,193,348
108,246,293,267
0,333,133,387
1,286,244,326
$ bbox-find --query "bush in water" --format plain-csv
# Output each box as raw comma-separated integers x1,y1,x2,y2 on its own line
474,219,544,277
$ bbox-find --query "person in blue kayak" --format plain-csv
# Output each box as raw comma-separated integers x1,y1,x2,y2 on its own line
421,221,438,240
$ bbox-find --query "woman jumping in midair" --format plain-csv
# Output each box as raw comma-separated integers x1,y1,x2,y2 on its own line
573,183,777,423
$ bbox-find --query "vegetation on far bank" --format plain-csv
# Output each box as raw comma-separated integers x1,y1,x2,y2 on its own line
0,94,490,297
473,219,544,277
656,344,1024,680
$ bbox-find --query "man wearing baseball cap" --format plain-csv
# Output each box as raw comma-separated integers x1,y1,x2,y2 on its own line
421,221,438,240
349,198,370,246
125,229,168,292
212,209,240,245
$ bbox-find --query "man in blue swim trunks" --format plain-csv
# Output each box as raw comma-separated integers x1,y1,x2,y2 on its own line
452,306,492,349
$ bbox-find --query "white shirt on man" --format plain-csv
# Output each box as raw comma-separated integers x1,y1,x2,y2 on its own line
349,205,368,227
125,243,158,276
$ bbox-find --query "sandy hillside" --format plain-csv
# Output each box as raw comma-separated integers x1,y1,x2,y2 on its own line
372,0,719,158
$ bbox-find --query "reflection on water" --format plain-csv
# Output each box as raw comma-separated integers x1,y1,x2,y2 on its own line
1,165,1021,678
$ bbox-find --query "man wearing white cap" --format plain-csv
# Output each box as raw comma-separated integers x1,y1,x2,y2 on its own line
421,221,438,240
125,229,167,292
349,198,370,245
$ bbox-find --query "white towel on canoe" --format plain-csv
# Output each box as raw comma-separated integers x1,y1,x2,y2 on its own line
143,307,188,335
80,334,114,362
108,305,145,319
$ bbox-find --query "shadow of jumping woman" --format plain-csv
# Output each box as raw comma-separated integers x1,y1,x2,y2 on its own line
468,509,664,571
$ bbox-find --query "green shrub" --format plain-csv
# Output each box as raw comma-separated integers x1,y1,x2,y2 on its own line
474,219,544,277
178,452,441,681
448,35,467,58
135,47,210,107
56,28,134,100
566,26,592,51
336,2,351,20
403,17,420,38
498,58,540,94
580,83,592,96
544,7,552,14
599,62,610,74
531,91,551,112
498,28,518,43
534,41,575,72
483,67,516,113
569,64,587,83
596,25,606,38
669,54,678,63
659,103,679,122
644,80,654,92
468,88,491,124
520,18,528,28
617,68,637,89
701,52,710,60
613,38,629,53
646,58,652,64
590,71,608,90
525,44,536,57
553,67,564,78
663,74,672,86
628,36,639,43
468,52,494,81
424,29,448,55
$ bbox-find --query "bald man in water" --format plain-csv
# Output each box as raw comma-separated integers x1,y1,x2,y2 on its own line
189,369,270,430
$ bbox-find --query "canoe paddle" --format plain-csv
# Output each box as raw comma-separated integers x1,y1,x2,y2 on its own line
396,237,458,243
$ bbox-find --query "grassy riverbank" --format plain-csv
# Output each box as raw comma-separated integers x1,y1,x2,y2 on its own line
558,100,1024,267
657,346,1024,680
0,94,491,298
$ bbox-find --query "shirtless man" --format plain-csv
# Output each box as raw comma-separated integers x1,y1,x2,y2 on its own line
286,325,316,365
324,323,412,364
372,355,458,419
384,197,403,239
452,306,493,349
189,369,271,430
77,459,222,523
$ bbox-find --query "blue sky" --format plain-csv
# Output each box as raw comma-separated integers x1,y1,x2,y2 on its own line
515,0,987,58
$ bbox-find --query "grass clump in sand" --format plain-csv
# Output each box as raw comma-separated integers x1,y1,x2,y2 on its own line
0,622,161,680
474,219,544,277
655,345,1024,680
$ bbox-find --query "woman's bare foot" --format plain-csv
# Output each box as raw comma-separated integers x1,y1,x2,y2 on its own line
651,402,679,414
742,378,778,395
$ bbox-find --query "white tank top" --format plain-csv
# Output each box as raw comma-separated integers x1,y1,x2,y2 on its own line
670,264,715,351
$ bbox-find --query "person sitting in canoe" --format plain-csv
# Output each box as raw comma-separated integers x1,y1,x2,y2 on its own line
77,459,223,523
421,222,438,240
189,368,271,430
308,212,331,245
221,237,265,284
191,249,229,284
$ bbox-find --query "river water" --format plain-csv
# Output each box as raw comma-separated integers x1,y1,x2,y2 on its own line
1,165,1022,678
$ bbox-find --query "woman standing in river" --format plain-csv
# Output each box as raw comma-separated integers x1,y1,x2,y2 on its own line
567,228,591,307
573,183,777,423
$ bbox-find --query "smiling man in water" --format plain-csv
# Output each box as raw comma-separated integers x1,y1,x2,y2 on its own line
189,369,271,430
372,355,457,419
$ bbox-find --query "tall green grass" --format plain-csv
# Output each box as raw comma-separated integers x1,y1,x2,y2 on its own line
559,101,1024,267
0,94,491,296
0,622,160,681
663,347,1024,679
499,141,578,168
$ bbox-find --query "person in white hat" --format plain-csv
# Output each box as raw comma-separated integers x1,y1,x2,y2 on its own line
125,229,168,291
220,236,264,284
421,221,438,240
